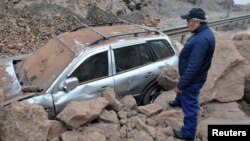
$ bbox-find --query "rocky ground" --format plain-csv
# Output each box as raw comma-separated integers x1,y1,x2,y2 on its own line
0,87,181,141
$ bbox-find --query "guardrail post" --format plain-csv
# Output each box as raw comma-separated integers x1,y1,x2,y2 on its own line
234,22,238,31
242,20,245,26
226,24,230,31
181,34,186,44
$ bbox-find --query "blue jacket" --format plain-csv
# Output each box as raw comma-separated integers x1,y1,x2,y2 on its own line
177,23,215,90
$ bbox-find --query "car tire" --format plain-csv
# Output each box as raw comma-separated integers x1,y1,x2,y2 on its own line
142,84,165,105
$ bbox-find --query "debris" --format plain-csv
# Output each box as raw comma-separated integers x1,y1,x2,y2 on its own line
21,85,43,92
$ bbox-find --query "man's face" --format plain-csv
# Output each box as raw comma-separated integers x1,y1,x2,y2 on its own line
187,18,201,32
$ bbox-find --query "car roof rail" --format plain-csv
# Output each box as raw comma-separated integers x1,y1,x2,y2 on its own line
71,20,125,32
70,19,161,46
118,19,161,35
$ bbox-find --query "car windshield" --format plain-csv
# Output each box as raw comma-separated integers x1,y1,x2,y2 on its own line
16,38,76,91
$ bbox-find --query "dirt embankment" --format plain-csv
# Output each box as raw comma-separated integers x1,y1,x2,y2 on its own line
1,0,249,59
0,0,122,58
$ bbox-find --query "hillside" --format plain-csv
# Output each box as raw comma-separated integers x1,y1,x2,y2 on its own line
0,0,249,58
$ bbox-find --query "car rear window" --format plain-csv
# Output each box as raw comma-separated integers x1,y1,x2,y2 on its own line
114,44,151,73
148,40,174,60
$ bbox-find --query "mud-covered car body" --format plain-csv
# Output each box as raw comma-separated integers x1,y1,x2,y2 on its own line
0,23,178,116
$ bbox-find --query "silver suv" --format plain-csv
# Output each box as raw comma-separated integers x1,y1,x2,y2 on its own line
0,22,178,116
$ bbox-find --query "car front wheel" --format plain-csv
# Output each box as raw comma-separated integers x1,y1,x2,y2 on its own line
142,84,165,105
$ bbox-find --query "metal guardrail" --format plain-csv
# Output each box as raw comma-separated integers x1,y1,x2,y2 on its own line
161,14,250,43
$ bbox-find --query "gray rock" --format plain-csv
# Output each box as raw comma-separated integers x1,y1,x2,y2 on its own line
135,117,157,138
57,97,108,129
138,103,163,117
103,87,123,111
1,102,51,141
61,131,106,141
120,95,137,109
83,123,120,141
47,120,67,141
99,109,119,124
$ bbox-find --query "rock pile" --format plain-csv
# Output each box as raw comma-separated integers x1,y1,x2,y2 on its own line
0,87,184,141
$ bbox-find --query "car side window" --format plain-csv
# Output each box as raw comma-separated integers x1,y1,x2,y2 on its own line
148,40,174,60
70,51,108,83
114,44,151,73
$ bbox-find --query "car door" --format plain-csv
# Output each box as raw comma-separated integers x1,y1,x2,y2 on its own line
111,40,157,99
52,48,114,113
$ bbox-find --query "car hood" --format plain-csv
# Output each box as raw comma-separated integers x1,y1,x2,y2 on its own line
0,60,22,100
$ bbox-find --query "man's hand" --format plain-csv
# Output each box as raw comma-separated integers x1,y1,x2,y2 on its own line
175,86,182,93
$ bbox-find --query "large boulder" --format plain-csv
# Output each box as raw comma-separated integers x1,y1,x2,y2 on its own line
1,102,51,141
197,102,250,141
61,131,107,141
57,97,109,129
200,32,250,103
233,33,250,104
157,67,180,91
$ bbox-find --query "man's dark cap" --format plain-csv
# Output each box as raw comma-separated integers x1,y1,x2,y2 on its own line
180,8,206,21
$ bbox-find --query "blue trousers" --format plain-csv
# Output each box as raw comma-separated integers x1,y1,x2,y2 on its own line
174,82,204,138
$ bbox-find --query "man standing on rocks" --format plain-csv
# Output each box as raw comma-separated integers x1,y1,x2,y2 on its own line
169,8,215,140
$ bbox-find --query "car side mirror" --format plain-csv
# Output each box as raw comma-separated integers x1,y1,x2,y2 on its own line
59,77,79,92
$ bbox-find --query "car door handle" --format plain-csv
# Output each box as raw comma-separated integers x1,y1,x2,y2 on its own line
145,72,154,78
98,86,107,92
